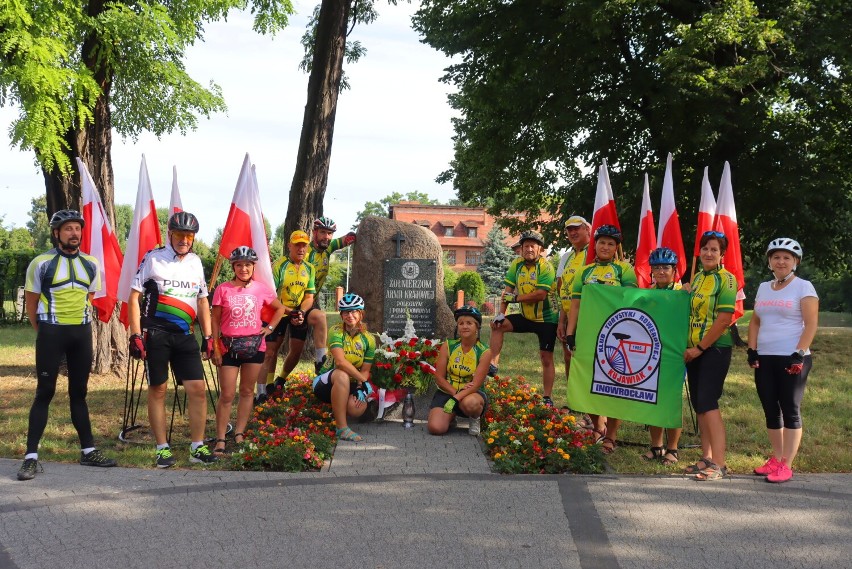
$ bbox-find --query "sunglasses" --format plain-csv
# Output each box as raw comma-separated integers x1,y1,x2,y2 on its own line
172,231,195,241
702,230,725,239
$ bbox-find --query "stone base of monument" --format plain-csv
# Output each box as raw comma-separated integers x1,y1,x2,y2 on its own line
370,382,437,423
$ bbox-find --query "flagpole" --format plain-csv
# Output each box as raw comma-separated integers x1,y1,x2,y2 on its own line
208,256,223,291
690,256,697,282
346,247,351,292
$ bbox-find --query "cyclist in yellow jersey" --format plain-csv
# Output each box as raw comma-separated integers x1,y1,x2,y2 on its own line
18,210,117,480
490,230,559,406
429,307,491,436
682,231,736,481
555,215,591,411
312,293,375,442
257,231,317,402
565,225,637,452
641,248,686,466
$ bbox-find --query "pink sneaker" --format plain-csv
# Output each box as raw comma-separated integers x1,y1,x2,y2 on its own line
766,462,793,483
754,456,781,476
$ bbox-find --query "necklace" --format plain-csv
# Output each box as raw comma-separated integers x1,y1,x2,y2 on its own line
771,272,794,290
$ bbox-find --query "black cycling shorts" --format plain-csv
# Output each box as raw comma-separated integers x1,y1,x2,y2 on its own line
145,329,204,386
506,314,558,352
312,370,358,404
267,306,316,342
430,389,488,418
220,350,265,367
686,346,732,414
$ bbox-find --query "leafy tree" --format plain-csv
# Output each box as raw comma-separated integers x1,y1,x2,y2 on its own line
443,255,459,304
478,226,514,294
113,204,134,249
25,196,51,252
413,0,852,275
455,270,486,307
353,190,443,228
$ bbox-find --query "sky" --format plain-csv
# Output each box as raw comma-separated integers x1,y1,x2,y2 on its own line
0,1,459,243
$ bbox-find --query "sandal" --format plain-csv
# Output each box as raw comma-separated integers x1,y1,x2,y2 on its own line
642,446,665,461
601,437,617,454
212,438,227,457
684,457,712,474
335,427,363,442
233,432,245,445
695,462,727,481
662,448,680,465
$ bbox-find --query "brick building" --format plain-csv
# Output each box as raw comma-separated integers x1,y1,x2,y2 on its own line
388,202,522,272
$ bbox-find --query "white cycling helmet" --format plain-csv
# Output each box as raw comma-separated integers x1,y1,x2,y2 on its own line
766,238,803,260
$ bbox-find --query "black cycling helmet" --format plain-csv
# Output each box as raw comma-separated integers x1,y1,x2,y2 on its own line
649,247,678,266
519,230,545,247
453,306,482,327
229,246,259,263
168,211,199,233
338,292,365,312
594,224,622,244
313,216,337,232
49,209,85,230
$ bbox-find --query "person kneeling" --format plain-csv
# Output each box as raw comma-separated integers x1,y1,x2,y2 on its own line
312,293,375,442
428,307,491,436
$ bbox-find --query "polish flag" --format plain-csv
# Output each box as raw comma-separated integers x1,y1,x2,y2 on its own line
219,154,274,292
169,166,183,215
586,160,621,263
656,153,687,280
78,158,124,323
117,155,162,326
713,161,745,320
634,174,656,288
694,166,717,257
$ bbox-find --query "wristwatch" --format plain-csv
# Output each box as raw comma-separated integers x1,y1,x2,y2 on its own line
267,324,275,331
795,349,806,357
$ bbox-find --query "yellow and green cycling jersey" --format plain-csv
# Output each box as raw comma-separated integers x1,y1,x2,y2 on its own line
504,257,558,323
319,323,376,375
688,267,736,348
307,237,347,292
655,281,683,291
25,249,101,325
271,257,316,309
571,260,638,300
558,246,589,312
441,339,488,394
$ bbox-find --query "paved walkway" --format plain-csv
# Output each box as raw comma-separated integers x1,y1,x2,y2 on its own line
1,418,850,569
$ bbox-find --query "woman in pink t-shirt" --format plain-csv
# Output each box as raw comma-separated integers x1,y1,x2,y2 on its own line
211,247,285,456
747,238,818,483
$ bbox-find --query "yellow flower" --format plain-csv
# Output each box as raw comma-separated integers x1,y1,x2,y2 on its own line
547,437,554,444
530,387,537,393
528,434,535,441
563,453,571,460
493,452,502,459
487,438,495,444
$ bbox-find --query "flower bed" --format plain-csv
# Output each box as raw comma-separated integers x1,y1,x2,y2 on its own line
229,373,336,471
482,375,605,474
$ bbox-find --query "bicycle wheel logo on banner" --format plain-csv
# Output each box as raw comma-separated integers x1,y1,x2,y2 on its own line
592,308,662,403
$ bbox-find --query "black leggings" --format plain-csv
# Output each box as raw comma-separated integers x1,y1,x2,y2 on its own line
754,355,812,429
27,323,95,453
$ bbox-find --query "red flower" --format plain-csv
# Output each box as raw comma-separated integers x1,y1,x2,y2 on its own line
405,366,415,375
399,349,408,358
393,374,403,383
424,339,432,346
408,338,418,347
395,341,403,348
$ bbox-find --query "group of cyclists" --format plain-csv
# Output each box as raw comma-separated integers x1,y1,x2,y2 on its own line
16,209,818,485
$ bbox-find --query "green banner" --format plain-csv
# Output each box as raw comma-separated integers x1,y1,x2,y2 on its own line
568,285,690,428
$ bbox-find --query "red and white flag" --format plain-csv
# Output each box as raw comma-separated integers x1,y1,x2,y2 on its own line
117,155,162,326
656,153,687,279
713,161,745,320
78,158,124,323
635,173,656,288
169,166,183,215
219,154,274,292
586,159,621,263
694,166,717,257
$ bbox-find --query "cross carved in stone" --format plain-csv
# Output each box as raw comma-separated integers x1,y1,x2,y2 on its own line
392,231,406,258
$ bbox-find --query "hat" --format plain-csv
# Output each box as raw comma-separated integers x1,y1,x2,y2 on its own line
564,215,590,228
289,230,310,244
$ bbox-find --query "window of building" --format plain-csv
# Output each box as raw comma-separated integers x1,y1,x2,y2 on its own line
445,250,456,265
444,226,454,237
465,250,482,266
467,227,477,238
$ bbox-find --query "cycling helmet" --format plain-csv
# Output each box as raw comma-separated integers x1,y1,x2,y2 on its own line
168,211,199,233
338,293,365,312
519,230,545,247
453,306,482,327
766,238,803,260
49,209,85,230
313,216,337,232
649,247,679,266
229,246,259,263
594,224,622,244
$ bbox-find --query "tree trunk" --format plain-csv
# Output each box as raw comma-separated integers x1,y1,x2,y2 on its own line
42,3,124,375
284,0,352,236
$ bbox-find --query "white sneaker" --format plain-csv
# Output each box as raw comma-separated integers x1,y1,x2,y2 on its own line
468,416,481,436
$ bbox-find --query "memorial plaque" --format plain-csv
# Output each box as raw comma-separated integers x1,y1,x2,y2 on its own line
383,258,437,337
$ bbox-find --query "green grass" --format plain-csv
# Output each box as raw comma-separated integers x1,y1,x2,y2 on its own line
1,312,849,473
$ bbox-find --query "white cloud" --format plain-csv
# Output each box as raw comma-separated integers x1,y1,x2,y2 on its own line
0,1,458,242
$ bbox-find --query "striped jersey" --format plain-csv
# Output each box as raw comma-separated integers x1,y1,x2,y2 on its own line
271,257,316,309
688,267,736,348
